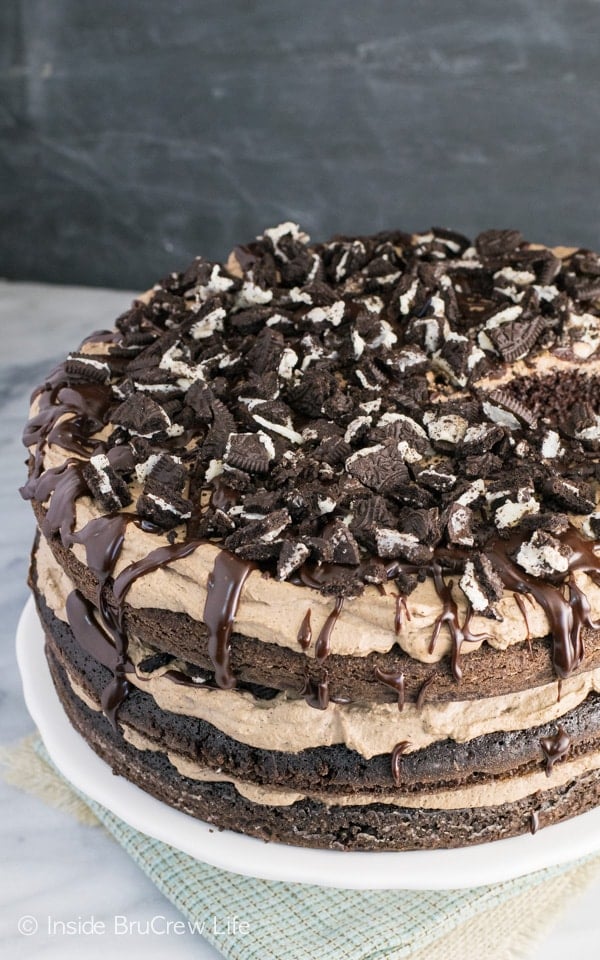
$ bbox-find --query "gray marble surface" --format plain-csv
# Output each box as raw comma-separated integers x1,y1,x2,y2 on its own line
0,280,599,959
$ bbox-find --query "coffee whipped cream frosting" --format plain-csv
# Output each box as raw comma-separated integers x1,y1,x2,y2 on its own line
35,537,600,757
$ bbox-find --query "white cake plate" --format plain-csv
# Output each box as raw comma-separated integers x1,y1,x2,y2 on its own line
16,596,600,889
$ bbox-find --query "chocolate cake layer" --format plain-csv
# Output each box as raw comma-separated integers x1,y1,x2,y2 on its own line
34,500,600,706
36,573,600,802
34,538,600,768
45,627,600,850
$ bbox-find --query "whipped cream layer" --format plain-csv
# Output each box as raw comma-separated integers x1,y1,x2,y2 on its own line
38,537,600,759
66,668,600,812
35,470,600,667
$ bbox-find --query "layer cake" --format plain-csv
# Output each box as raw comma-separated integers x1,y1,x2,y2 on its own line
21,223,600,849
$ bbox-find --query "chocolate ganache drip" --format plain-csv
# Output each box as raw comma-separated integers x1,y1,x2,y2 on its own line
301,672,330,710
23,371,112,457
391,741,411,787
373,665,406,711
314,597,344,662
487,531,600,680
539,727,571,776
297,609,313,650
429,563,492,681
394,595,410,635
202,551,254,688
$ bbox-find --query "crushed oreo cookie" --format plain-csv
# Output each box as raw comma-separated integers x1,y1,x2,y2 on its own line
83,453,132,512
459,553,504,616
27,222,600,607
514,530,574,578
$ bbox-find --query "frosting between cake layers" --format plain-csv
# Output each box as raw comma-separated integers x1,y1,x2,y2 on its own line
38,536,600,759
65,669,600,812
35,482,600,667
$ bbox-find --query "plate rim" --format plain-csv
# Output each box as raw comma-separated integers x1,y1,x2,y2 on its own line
15,595,600,890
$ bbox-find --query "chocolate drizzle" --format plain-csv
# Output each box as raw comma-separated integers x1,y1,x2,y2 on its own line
112,540,201,613
487,531,600,680
71,514,131,602
391,741,411,787
416,674,435,711
314,597,344,662
373,666,406,711
23,375,112,454
539,726,571,776
65,590,124,673
394,595,410,635
513,592,533,655
301,672,330,710
24,461,90,546
297,609,313,650
429,563,491,681
98,539,202,727
203,550,254,689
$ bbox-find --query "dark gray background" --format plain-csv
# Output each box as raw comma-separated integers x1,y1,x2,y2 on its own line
2,0,600,289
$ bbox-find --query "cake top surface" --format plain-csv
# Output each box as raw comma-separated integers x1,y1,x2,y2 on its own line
22,223,600,671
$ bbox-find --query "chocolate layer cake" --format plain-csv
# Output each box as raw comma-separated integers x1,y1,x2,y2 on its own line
21,223,600,849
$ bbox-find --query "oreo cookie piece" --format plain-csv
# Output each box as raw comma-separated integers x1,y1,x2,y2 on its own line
542,477,596,514
374,528,433,563
112,394,171,437
459,553,504,615
137,453,187,492
345,440,410,495
475,229,524,259
483,390,537,430
287,371,336,417
487,317,544,362
314,435,352,467
136,490,192,530
397,508,441,546
414,462,457,492
514,530,574,578
462,423,505,455
463,453,502,479
246,328,286,375
493,488,540,531
518,512,570,536
445,503,475,547
324,521,361,565
424,411,469,450
65,352,112,384
225,509,291,553
276,541,311,581
224,431,275,474
83,453,132,512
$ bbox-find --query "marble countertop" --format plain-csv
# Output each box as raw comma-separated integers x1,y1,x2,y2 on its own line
0,280,599,959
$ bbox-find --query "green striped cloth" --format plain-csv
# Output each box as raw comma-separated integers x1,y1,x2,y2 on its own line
17,738,600,959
